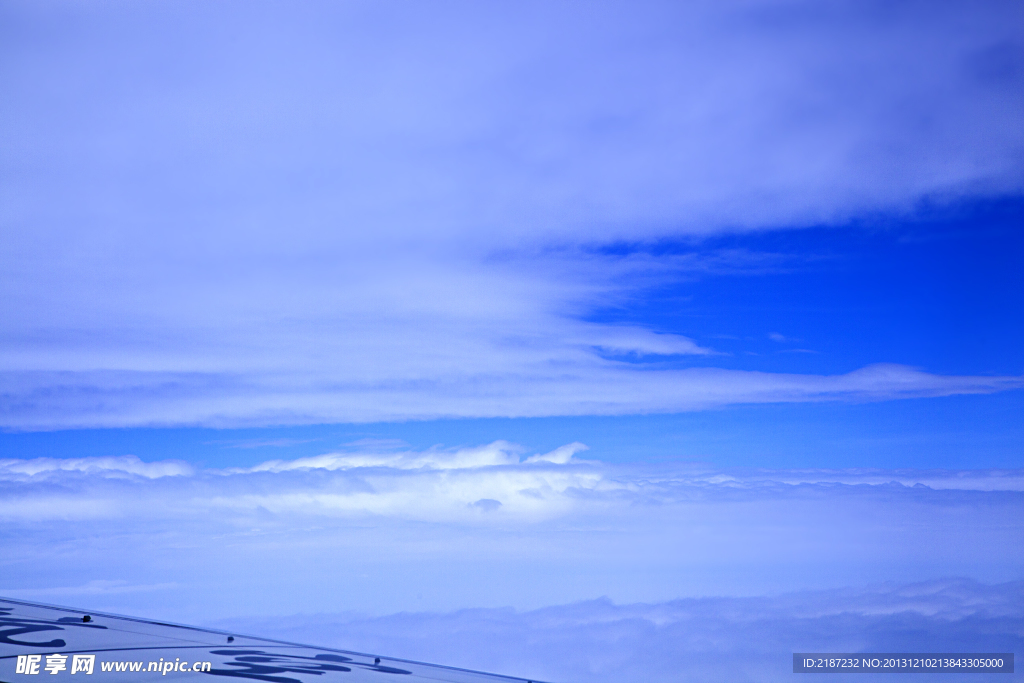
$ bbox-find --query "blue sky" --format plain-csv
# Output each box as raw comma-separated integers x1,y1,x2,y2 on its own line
1,1,1022,680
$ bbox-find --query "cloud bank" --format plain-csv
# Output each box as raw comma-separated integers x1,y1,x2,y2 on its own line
1,443,1020,624
2,0,1022,429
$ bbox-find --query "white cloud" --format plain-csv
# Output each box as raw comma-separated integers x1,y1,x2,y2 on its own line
525,442,589,464
249,440,591,471
0,455,192,479
0,0,1021,429
246,441,524,473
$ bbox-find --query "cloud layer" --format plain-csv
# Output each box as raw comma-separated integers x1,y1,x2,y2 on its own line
2,0,1022,428
206,579,1024,683
1,443,1021,624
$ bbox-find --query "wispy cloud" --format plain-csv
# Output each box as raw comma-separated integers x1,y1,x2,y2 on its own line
3,364,1021,430
247,440,588,472
245,440,526,473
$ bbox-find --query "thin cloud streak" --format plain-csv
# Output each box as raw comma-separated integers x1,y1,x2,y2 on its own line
2,363,1021,429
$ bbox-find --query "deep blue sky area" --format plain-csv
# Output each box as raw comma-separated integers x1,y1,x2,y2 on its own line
590,196,1024,376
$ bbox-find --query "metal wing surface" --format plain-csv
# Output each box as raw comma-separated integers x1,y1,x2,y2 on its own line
0,598,546,683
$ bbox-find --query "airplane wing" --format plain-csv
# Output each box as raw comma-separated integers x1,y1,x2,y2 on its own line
0,598,546,683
